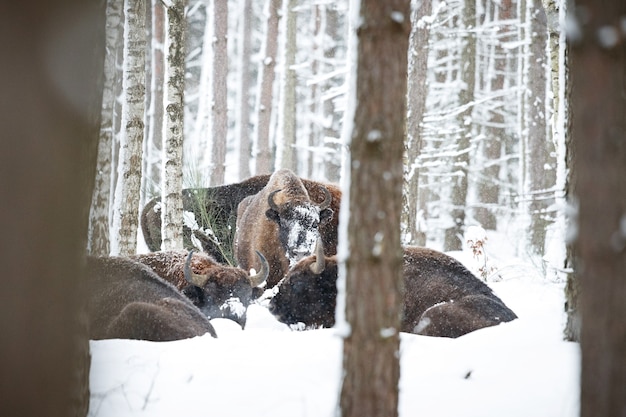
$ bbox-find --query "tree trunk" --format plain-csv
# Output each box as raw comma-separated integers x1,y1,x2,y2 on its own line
88,0,123,256
339,1,410,416
277,0,297,172
211,0,228,185
111,0,147,256
403,0,431,247
237,0,254,179
254,0,282,174
0,2,105,416
444,0,476,251
161,0,186,250
570,2,626,415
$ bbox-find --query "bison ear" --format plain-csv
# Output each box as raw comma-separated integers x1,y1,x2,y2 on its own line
320,208,333,223
265,208,280,223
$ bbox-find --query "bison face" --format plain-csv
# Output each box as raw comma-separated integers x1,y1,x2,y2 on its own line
268,249,338,329
266,189,333,266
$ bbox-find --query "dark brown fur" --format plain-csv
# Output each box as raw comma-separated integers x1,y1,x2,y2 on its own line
269,247,517,338
140,173,341,264
234,169,339,288
132,250,264,327
87,256,216,341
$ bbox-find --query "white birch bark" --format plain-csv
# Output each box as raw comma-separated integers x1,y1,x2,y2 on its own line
88,0,123,256
237,0,253,179
211,0,228,185
110,0,146,256
161,0,186,251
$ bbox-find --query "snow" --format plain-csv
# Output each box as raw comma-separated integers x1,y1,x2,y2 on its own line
88,233,580,417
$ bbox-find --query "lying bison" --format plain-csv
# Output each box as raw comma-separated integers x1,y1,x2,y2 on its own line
269,245,517,338
235,169,338,289
140,172,341,264
132,250,268,327
87,255,217,341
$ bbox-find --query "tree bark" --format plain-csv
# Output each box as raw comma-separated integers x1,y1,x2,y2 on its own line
254,0,282,174
111,0,147,256
211,0,228,185
161,0,186,250
0,2,105,415
570,1,626,415
237,0,254,179
339,1,410,416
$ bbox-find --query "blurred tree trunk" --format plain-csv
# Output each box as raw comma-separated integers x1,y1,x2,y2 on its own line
0,1,105,416
211,0,228,185
444,0,475,251
403,0,431,247
111,0,147,256
237,0,254,179
161,0,186,250
339,0,410,416
277,0,297,172
255,0,282,174
525,0,554,258
570,1,626,415
89,0,123,256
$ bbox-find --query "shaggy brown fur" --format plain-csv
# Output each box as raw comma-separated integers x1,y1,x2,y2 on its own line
87,256,216,341
132,250,266,327
269,246,517,338
234,169,337,288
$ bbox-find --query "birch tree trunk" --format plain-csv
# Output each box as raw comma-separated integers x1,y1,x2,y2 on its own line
88,0,123,256
0,2,105,415
111,0,147,256
237,0,254,179
161,0,186,251
211,0,228,185
403,0,431,246
254,0,282,174
570,1,626,413
277,0,297,171
444,0,475,251
339,0,410,415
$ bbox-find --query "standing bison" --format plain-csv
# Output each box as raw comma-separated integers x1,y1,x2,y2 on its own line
140,172,341,265
269,245,517,338
87,255,217,341
132,250,268,327
234,169,338,288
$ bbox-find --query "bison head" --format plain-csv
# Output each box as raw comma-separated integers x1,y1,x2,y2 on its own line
268,240,338,329
265,187,333,266
183,250,269,327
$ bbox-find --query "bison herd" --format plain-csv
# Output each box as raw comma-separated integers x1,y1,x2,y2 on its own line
88,169,516,342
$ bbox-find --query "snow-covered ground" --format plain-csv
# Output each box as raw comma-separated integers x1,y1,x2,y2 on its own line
88,231,580,417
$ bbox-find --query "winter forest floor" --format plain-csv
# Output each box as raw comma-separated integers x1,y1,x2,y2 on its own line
88,230,580,417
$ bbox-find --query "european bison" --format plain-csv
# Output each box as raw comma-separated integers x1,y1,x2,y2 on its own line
140,173,341,264
234,169,338,288
87,255,217,341
132,250,268,327
269,245,517,338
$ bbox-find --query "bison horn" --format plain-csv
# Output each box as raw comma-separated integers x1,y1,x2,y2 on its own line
309,238,326,274
318,186,332,210
268,189,282,212
249,250,269,288
184,250,210,287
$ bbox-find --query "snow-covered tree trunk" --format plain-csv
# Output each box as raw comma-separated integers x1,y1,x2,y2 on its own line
570,0,626,413
111,0,147,256
88,0,123,256
211,0,228,185
525,0,554,258
161,0,186,251
403,0,431,246
277,0,297,171
237,0,254,179
339,0,410,415
443,0,475,251
254,0,282,174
